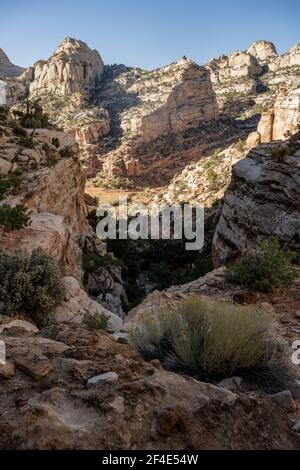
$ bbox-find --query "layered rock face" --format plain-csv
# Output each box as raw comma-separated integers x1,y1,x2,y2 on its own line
29,38,104,96
0,48,24,79
212,135,300,266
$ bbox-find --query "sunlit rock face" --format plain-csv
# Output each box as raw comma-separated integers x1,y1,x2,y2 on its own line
0,48,24,79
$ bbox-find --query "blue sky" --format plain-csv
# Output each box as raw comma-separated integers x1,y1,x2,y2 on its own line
1,0,299,70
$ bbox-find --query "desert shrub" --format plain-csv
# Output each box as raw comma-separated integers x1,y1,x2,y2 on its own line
51,137,60,149
0,179,11,200
229,237,297,293
59,146,73,158
0,204,31,231
18,135,35,149
0,248,64,327
207,169,219,190
42,143,58,166
46,155,58,167
82,252,123,273
130,296,295,392
83,312,108,331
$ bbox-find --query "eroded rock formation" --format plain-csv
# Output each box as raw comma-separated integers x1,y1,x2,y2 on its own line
0,48,24,79
0,318,298,450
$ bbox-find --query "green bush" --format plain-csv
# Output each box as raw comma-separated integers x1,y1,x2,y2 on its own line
229,237,297,293
130,296,294,392
271,147,290,162
42,143,58,166
0,172,23,201
0,248,64,326
0,204,31,231
83,312,108,331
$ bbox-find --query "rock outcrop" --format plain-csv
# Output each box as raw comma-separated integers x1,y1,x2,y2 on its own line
0,124,87,279
212,135,300,266
92,59,247,182
0,319,298,450
0,48,24,79
29,38,104,96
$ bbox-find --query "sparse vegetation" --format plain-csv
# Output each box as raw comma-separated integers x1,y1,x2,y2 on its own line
0,204,31,231
83,312,108,331
13,99,51,129
131,296,295,392
0,248,65,326
59,146,73,158
229,236,297,293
